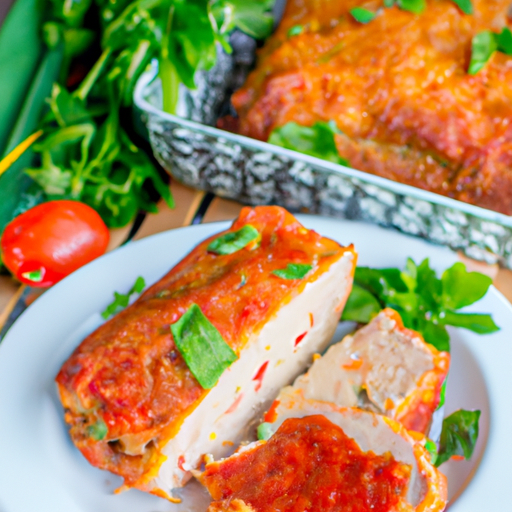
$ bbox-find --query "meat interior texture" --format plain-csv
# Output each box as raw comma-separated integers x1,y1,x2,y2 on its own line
203,407,447,512
55,206,356,496
231,0,512,214
291,308,450,434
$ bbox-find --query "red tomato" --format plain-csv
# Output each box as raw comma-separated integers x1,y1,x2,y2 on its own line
1,200,110,287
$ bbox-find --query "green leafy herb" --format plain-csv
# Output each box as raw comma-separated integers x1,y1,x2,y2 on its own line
340,283,381,323
207,225,260,255
18,0,276,229
424,439,438,465
437,378,447,410
436,409,480,466
451,0,473,14
272,263,313,280
384,0,426,14
21,269,44,283
87,418,108,440
468,31,498,75
269,121,349,166
101,276,146,319
288,25,303,37
170,303,237,389
257,422,274,441
497,27,512,54
341,259,498,352
350,8,376,24
397,0,426,13
468,28,512,75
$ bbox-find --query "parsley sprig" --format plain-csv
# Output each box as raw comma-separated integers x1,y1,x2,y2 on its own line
341,259,499,352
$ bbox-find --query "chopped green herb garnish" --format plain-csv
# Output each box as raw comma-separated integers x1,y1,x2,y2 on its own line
288,25,303,37
468,31,498,74
397,0,426,13
239,273,248,288
436,378,447,410
469,28,512,75
269,121,349,166
497,27,512,54
451,0,473,14
384,0,426,14
21,268,44,283
257,422,274,441
350,8,376,24
101,276,146,319
341,259,498,352
87,418,108,441
424,439,438,465
208,225,260,255
272,263,313,280
171,303,237,389
436,409,480,466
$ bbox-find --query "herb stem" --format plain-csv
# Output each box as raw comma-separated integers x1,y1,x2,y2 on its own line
74,47,113,101
159,6,180,114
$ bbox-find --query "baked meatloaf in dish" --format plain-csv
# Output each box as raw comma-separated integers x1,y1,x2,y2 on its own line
56,206,356,499
231,0,512,215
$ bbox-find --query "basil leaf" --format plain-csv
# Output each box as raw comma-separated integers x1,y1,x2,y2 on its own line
272,263,313,280
451,0,473,14
468,31,498,75
497,27,512,55
441,311,500,334
87,418,107,441
421,320,450,352
101,276,146,319
424,439,438,465
436,410,480,466
207,225,260,255
350,8,376,24
269,121,349,166
288,25,303,37
441,262,492,309
341,283,382,323
397,0,426,14
171,303,237,389
257,422,274,441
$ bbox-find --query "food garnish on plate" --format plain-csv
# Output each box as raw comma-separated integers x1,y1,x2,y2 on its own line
55,205,356,499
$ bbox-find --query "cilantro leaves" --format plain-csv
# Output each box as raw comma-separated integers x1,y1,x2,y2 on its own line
171,303,237,389
341,259,498,352
469,28,512,75
269,121,349,166
101,276,146,319
272,263,313,280
208,225,260,255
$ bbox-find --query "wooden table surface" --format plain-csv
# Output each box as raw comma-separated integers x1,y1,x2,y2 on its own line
1,180,512,337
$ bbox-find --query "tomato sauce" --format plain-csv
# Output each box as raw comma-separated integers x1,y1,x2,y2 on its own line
204,415,411,512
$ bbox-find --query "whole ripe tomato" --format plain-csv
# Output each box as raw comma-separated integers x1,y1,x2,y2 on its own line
1,200,110,287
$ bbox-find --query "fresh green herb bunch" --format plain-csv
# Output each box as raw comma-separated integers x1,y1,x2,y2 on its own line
341,259,499,352
27,0,275,228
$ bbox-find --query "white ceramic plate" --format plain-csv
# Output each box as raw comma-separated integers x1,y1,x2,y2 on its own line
0,216,510,512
